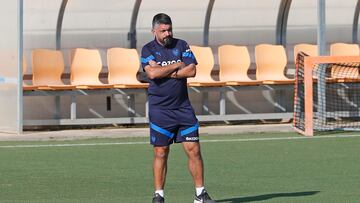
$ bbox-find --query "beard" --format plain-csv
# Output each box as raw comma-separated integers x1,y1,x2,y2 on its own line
163,37,173,47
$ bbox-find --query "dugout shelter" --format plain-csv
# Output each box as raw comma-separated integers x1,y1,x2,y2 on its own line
1,0,359,134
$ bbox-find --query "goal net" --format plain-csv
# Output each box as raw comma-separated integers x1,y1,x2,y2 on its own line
293,52,360,136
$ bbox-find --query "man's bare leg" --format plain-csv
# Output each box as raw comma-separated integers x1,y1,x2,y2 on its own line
182,142,216,202
182,142,204,187
153,146,170,190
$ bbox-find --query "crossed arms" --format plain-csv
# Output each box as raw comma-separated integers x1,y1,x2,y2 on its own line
144,60,196,80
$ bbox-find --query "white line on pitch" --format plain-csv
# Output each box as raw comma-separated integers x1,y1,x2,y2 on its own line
0,134,359,149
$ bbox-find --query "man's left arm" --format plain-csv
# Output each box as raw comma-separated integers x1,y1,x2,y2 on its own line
170,63,196,79
172,40,198,79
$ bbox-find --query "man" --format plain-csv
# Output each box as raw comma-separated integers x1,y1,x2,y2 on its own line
141,13,216,203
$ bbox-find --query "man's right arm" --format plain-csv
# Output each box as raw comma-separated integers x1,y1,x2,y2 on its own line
144,61,185,80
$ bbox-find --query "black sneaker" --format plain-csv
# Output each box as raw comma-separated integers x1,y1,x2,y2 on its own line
194,189,216,203
152,193,164,203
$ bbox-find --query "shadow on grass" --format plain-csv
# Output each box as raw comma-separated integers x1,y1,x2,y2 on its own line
216,191,320,202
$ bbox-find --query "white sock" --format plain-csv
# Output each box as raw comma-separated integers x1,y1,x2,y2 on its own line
155,190,164,197
196,186,205,196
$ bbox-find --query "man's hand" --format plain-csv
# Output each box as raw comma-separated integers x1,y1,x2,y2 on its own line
169,62,185,78
173,63,196,79
170,69,178,78
177,61,186,69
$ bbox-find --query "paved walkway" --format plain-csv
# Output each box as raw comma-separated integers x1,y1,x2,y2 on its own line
0,123,293,141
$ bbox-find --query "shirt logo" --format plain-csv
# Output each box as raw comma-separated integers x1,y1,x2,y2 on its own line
159,59,182,67
185,137,199,141
172,49,179,57
151,136,156,143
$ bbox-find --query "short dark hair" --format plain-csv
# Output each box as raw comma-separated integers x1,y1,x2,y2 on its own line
152,13,172,28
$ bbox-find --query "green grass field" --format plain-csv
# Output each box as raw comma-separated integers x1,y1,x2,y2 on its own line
0,132,359,202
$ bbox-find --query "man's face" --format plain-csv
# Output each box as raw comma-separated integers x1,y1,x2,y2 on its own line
152,23,173,46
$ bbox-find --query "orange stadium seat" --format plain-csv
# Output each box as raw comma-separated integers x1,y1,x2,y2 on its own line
293,43,318,61
329,43,360,79
187,45,225,86
22,54,37,91
255,44,294,84
330,43,360,56
218,45,261,85
107,48,149,88
30,49,74,90
293,44,319,79
22,54,27,75
70,48,112,89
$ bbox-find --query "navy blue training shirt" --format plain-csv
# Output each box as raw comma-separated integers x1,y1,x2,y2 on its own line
141,38,197,110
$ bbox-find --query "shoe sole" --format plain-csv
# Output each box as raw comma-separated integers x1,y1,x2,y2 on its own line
194,200,216,203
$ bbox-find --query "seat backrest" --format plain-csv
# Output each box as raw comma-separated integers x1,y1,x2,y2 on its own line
330,43,360,56
107,48,141,84
23,54,27,75
188,45,214,82
255,44,288,81
293,44,318,61
331,64,359,78
330,43,360,78
70,48,103,85
32,49,65,85
218,45,251,81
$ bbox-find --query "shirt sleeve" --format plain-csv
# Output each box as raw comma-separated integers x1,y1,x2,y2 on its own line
181,41,198,66
141,45,155,71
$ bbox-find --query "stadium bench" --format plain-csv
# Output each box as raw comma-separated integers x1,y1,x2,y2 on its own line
23,45,295,126
107,47,149,117
23,48,148,125
187,45,225,115
254,44,294,118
